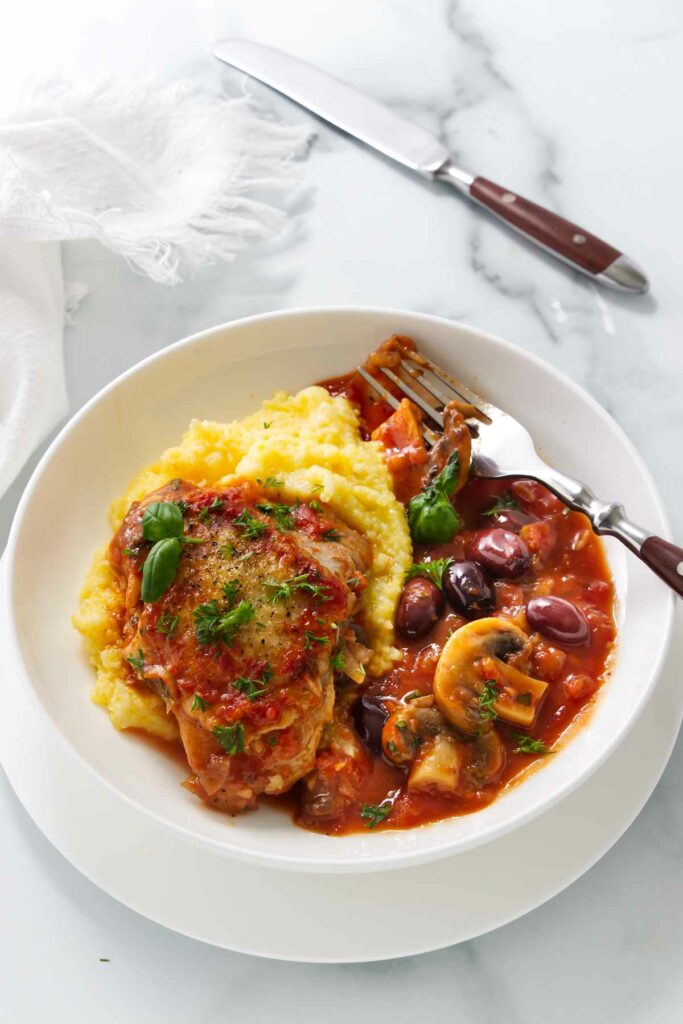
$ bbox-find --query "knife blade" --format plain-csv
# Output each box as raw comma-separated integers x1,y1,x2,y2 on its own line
214,38,649,294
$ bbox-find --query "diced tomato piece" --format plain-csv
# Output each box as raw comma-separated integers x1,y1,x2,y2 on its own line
531,636,567,681
581,605,617,646
475,655,504,683
563,673,598,701
292,503,319,531
512,479,564,516
371,398,428,474
583,578,612,602
411,642,443,676
494,581,525,617
520,519,557,568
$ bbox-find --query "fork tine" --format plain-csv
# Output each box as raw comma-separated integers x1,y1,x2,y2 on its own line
357,365,400,412
356,366,440,446
401,352,495,422
376,365,444,429
401,363,456,408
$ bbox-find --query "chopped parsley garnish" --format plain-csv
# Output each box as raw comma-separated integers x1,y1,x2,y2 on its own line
191,693,208,711
321,528,341,542
222,579,241,609
264,476,283,488
347,576,361,589
404,556,453,590
174,499,189,515
126,649,145,673
234,509,267,539
263,421,271,429
156,611,179,638
213,723,245,755
478,679,499,721
309,500,322,513
221,542,237,559
331,648,346,672
303,630,328,650
256,501,295,532
515,692,533,706
198,497,224,522
512,733,553,755
483,492,519,517
122,546,138,557
193,598,255,647
233,676,268,702
360,803,392,829
265,574,331,604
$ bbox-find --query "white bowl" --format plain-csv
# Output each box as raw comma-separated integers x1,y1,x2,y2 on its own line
4,307,674,873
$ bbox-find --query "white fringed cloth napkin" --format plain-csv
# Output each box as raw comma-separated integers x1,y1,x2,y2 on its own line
0,79,312,496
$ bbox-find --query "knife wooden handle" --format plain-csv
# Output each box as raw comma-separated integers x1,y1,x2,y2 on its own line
470,177,620,274
446,175,646,292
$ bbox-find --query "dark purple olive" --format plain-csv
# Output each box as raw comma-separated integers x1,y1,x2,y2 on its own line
353,695,388,755
526,596,589,647
470,528,531,580
396,577,445,639
443,560,495,616
488,508,537,533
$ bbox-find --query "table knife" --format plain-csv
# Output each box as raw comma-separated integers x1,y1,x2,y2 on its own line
214,38,648,294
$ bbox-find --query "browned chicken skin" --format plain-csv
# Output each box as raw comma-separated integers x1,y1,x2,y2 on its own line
110,479,372,813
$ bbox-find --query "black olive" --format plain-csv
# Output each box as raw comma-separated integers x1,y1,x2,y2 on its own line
396,577,445,639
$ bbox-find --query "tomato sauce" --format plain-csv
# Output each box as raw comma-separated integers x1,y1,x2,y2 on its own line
314,368,616,835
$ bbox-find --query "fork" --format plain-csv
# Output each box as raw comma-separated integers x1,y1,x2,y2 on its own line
358,349,683,599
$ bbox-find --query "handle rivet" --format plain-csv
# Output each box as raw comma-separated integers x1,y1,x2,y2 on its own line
677,561,683,576
502,192,517,204
573,233,587,245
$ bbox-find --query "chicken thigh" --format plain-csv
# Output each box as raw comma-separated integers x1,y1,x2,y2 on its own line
110,479,372,813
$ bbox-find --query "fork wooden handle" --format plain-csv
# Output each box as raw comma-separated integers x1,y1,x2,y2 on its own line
639,537,683,598
530,464,682,599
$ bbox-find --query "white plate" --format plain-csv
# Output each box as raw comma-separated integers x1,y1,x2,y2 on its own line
1,566,680,961
3,308,674,872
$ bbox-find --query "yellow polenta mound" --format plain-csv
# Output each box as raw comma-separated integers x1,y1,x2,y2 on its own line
73,386,412,739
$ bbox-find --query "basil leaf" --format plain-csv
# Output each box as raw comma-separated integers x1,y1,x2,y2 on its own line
407,491,461,544
406,451,462,544
141,537,181,602
142,501,184,542
434,451,460,498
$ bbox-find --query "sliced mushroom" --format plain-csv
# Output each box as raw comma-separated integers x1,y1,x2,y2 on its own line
433,618,548,735
466,728,506,789
381,696,442,766
382,697,463,797
409,732,463,796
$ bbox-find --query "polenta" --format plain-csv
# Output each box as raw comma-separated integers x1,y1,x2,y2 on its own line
73,386,411,740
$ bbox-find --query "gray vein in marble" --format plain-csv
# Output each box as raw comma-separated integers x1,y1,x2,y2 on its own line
437,0,587,351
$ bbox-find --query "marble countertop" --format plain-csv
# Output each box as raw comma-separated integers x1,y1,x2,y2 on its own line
1,0,682,1020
